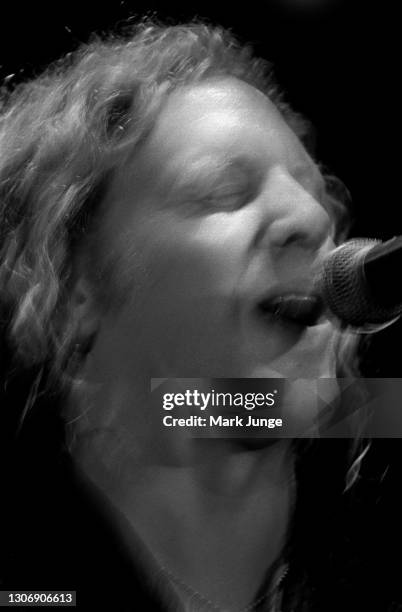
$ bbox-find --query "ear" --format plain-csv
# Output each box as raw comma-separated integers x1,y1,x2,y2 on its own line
69,276,101,350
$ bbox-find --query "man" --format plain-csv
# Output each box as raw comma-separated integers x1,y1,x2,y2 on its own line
1,20,389,611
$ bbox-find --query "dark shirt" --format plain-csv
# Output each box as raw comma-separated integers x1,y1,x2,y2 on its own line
1,398,402,611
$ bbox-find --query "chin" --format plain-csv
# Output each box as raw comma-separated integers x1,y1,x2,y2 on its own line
239,312,339,377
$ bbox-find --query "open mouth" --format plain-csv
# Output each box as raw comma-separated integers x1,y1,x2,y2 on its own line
256,294,324,327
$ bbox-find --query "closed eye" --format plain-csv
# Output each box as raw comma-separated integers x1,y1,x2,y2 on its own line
200,183,254,210
171,154,261,213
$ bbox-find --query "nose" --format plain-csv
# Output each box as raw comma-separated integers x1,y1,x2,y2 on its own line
257,166,333,254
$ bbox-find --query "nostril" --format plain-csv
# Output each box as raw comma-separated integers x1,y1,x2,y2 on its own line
253,167,333,252
267,207,332,252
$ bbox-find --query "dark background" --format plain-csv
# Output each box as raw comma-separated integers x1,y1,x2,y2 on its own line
1,0,399,375
1,2,402,607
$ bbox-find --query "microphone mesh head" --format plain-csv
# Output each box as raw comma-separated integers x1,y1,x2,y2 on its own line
318,239,402,327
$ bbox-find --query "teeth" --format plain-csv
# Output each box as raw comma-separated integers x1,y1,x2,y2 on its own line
258,295,323,326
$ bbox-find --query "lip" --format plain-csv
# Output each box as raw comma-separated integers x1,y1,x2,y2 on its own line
239,281,337,376
254,286,325,328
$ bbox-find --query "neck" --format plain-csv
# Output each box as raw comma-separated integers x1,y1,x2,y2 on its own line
67,361,295,610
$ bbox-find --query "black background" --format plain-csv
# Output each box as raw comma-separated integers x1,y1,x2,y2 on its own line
1,0,399,375
1,2,402,607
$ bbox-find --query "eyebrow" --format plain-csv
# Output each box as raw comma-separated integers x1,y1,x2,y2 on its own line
193,154,255,173
172,150,325,197
187,153,260,178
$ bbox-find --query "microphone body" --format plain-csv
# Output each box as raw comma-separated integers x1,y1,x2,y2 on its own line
318,236,402,329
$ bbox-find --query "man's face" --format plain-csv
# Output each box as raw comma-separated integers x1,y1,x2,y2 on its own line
89,78,340,383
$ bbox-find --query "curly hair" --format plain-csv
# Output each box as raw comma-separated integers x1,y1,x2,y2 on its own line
0,20,306,380
0,22,371,609
0,19,359,396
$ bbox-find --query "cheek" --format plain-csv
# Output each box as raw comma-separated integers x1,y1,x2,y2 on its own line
99,212,256,374
116,212,253,310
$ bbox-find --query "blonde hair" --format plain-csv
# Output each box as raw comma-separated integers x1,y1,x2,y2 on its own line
0,19,360,401
0,20,307,380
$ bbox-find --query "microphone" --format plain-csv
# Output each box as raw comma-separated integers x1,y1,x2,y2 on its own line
317,236,402,329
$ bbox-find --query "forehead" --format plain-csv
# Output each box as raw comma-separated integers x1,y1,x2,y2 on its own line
144,78,312,173
109,78,317,206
